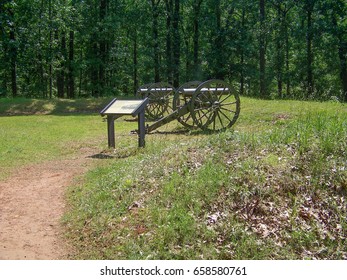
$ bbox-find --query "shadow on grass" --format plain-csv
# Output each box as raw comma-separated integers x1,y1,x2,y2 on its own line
88,153,115,159
147,127,229,136
0,97,114,116
88,146,139,160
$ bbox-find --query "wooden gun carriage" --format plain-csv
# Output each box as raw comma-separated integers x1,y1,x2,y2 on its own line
136,79,241,133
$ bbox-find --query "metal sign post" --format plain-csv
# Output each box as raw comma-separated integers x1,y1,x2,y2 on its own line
100,98,149,148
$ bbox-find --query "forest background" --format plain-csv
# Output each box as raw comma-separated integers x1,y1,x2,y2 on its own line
1,0,346,102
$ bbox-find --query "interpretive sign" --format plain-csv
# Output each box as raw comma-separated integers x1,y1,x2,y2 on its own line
100,98,149,148
101,99,147,115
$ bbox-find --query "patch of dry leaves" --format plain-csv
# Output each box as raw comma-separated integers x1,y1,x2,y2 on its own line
206,145,347,259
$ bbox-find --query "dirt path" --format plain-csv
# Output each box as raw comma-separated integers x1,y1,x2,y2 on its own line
0,148,100,260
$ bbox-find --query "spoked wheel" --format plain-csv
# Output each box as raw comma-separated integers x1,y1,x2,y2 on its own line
146,82,174,120
173,81,202,129
190,79,240,132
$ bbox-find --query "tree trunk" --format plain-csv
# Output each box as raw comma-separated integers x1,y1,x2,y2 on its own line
49,0,53,98
332,14,347,102
68,31,75,98
240,51,245,95
38,0,46,98
259,0,266,97
133,32,138,95
172,0,180,87
180,24,190,81
99,0,107,96
91,40,99,97
165,0,173,84
338,41,347,102
57,32,66,98
213,0,224,79
79,49,83,96
193,0,202,80
9,27,17,97
285,18,290,97
239,9,245,95
306,3,314,98
276,6,283,98
184,34,190,81
7,6,17,98
151,0,161,82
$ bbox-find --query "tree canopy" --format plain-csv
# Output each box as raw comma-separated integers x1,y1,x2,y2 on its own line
1,0,346,101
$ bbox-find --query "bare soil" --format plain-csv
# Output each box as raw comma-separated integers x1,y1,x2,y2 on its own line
0,148,98,260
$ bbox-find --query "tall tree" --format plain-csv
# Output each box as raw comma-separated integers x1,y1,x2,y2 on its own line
210,0,225,79
67,0,77,99
238,7,247,95
305,0,315,97
150,0,161,82
48,0,53,98
99,0,107,95
165,0,173,84
67,30,75,98
259,0,266,97
1,1,18,97
192,0,203,80
9,15,17,98
56,32,66,98
172,0,180,87
331,1,347,101
271,0,294,98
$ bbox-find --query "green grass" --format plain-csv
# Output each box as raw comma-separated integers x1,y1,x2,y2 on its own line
0,115,102,178
1,97,346,259
60,97,347,259
0,97,127,179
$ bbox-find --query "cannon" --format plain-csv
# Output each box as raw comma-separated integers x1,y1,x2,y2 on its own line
139,79,240,133
136,82,175,120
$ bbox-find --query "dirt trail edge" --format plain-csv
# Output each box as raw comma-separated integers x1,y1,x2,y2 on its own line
0,148,99,260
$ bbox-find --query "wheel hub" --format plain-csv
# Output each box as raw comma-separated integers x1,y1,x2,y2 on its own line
212,101,220,109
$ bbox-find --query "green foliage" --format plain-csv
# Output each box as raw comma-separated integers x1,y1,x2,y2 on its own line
0,0,346,100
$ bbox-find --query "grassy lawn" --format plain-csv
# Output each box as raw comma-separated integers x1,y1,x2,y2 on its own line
1,97,346,259
0,98,113,179
62,97,346,260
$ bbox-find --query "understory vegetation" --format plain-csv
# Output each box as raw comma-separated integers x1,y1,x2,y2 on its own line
61,98,347,259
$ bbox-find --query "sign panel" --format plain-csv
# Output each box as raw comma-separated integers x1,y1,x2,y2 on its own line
100,98,148,116
100,98,149,148
101,99,146,116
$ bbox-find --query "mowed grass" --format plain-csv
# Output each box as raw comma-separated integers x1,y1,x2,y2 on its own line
0,97,114,179
61,97,347,260
0,97,111,116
